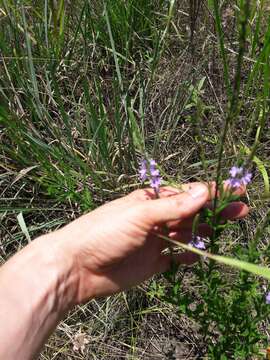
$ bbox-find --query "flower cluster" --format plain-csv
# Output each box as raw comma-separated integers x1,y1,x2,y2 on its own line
139,159,162,192
266,292,270,305
227,166,252,189
189,235,206,250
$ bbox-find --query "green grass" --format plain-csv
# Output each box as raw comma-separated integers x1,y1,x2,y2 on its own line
1,0,270,358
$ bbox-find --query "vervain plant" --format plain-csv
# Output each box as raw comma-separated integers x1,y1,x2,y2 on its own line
143,157,270,358
145,1,270,358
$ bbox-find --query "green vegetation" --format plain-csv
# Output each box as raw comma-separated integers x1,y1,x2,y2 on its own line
1,0,270,358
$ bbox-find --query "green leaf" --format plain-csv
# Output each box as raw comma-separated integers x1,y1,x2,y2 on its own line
128,107,145,153
17,212,31,243
159,235,270,281
244,145,269,195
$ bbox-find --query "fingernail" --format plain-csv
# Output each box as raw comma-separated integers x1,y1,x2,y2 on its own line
188,184,207,199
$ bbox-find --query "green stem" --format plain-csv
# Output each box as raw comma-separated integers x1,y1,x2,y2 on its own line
211,0,250,252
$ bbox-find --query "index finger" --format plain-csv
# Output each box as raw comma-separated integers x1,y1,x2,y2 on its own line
128,181,246,202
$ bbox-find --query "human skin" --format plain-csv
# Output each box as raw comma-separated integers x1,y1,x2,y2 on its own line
0,182,248,359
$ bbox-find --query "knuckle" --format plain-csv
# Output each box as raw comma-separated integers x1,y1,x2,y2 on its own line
168,196,190,218
169,197,184,209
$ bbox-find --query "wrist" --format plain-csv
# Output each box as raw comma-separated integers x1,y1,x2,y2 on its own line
0,233,79,359
1,233,79,313
35,232,79,311
51,216,100,304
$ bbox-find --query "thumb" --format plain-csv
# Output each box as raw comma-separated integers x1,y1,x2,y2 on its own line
142,183,209,224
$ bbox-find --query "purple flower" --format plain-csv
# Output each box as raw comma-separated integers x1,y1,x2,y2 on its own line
229,166,243,177
242,172,252,185
266,292,270,305
150,168,160,177
138,158,162,192
149,159,157,169
227,178,242,188
139,160,148,182
189,236,206,250
149,159,162,192
150,176,162,190
227,166,252,189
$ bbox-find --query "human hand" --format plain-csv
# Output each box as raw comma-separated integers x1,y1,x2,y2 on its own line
50,182,248,304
